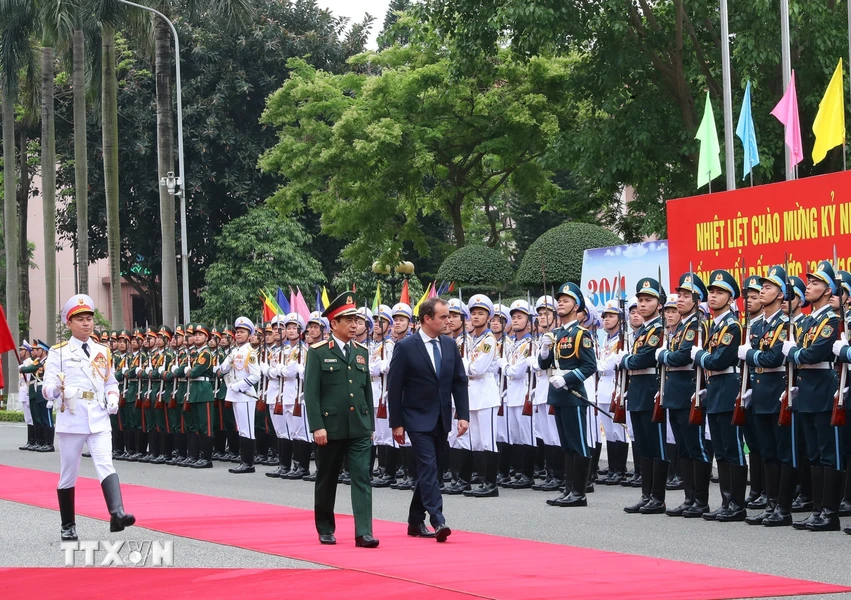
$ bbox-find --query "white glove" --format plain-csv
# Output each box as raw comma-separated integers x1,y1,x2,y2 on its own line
549,375,566,389
158,365,165,375
782,341,796,357
833,340,849,357
462,358,470,373
46,399,54,409
737,345,750,361
145,367,153,375
107,398,119,415
526,356,540,371
654,348,665,362
496,356,508,370
540,335,553,349
135,367,144,377
690,346,700,361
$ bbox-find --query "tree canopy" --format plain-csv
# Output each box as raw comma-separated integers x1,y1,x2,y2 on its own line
436,244,514,292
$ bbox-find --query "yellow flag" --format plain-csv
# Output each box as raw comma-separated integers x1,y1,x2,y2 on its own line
812,59,845,164
413,282,432,317
321,286,331,311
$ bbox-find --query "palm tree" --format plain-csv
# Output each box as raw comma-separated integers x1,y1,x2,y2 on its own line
71,8,88,295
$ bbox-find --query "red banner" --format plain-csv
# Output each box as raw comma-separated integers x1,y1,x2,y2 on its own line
666,170,851,289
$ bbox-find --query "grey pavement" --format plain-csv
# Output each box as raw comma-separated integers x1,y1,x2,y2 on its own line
2,422,850,599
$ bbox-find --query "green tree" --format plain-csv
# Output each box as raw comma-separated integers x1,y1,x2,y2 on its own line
198,205,325,323
436,244,514,293
259,27,583,266
515,222,623,290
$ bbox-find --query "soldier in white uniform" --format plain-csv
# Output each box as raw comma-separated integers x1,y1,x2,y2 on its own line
42,294,135,541
502,299,536,488
596,300,629,484
389,303,416,490
445,298,474,494
280,313,311,479
17,341,35,450
217,316,261,473
491,303,513,484
369,305,397,487
462,294,500,498
264,315,290,478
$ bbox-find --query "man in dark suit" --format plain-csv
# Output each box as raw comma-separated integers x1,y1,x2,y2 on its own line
387,297,469,542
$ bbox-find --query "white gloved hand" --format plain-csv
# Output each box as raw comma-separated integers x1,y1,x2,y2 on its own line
782,341,796,357
107,399,119,415
46,399,54,409
145,367,153,375
540,335,553,349
690,346,700,361
833,340,849,357
526,356,540,371
549,375,566,389
158,365,165,375
654,348,665,362
737,345,750,361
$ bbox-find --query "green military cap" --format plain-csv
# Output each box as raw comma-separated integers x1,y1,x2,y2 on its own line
323,291,358,321
158,325,174,340
119,330,131,341
145,326,158,338
175,325,185,337
194,323,210,337
132,327,145,340
743,275,762,293
636,277,664,299
100,330,110,343
185,323,195,336
109,330,119,341
210,326,222,339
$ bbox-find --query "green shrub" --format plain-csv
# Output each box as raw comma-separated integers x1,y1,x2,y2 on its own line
0,410,26,422
436,245,514,294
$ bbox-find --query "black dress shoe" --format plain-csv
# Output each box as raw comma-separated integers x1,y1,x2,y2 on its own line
838,498,851,517
665,475,684,490
547,492,587,507
746,492,768,510
82,452,91,457
762,507,793,527
355,534,379,548
463,483,499,498
624,495,649,514
443,481,471,495
716,503,747,522
844,525,851,535
61,524,78,542
792,511,822,530
682,503,710,518
303,473,316,481
639,498,666,514
806,510,841,532
319,534,336,545
371,476,395,488
605,472,625,485
791,495,813,513
407,523,436,538
434,524,452,542
505,474,534,489
536,479,563,492
191,459,213,469
228,463,255,474
152,455,167,465
745,507,774,525
665,500,694,517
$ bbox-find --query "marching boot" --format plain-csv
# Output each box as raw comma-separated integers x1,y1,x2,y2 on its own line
683,459,712,517
57,487,77,541
466,452,500,497
764,463,796,527
464,451,489,496
152,432,167,464
623,445,642,487
507,445,535,489
606,442,628,485
191,436,214,468
270,438,293,478
171,433,186,465
549,454,591,507
666,445,682,490
184,434,200,467
19,424,36,451
301,442,316,480
746,452,767,509
114,428,126,459
38,427,56,452
229,438,256,474
597,441,616,483
546,452,574,505
703,461,732,521
32,423,44,451
213,429,227,460
839,469,851,517
747,461,779,525
266,438,285,478
254,433,268,466
807,468,842,532
666,458,695,516
125,430,139,461
138,432,152,462
717,463,748,522
540,446,565,492
371,445,397,487
640,459,668,514
146,432,159,463
589,443,602,486
625,457,653,513
792,460,813,512
563,452,575,494
793,466,824,530
101,473,135,532
497,442,512,485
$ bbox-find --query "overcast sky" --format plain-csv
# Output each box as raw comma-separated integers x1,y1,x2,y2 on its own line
317,0,392,49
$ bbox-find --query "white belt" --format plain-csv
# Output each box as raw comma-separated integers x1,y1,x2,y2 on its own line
798,362,831,370
667,366,694,372
707,367,736,376
190,377,210,382
629,368,656,376
754,367,785,373
371,376,381,382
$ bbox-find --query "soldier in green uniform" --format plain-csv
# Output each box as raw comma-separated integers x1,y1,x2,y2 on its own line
124,328,147,461
148,326,173,464
305,292,377,548
173,324,196,465
163,325,187,465
110,331,125,459
175,323,217,468
141,327,159,462
114,331,132,460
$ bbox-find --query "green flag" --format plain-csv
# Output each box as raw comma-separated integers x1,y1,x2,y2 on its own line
695,91,722,189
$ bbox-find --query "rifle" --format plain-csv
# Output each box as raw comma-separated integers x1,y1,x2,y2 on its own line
119,354,128,408
832,245,847,426
778,252,794,427
611,282,628,424
182,350,192,413
153,350,165,410
257,331,267,413
293,331,304,418
523,290,535,417
273,311,285,416
652,265,666,424
453,288,466,420
497,292,507,417
732,260,749,427
168,348,179,410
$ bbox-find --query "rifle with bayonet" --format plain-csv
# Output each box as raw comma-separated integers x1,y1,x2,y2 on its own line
689,262,706,426
652,265,666,424
832,245,847,427
778,253,795,427
732,260,749,427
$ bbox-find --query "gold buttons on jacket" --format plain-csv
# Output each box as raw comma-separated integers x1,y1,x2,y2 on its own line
349,379,353,384
350,393,354,398
350,407,354,411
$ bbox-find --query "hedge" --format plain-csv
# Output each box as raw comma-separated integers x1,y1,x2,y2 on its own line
436,244,514,294
516,222,623,289
0,411,26,423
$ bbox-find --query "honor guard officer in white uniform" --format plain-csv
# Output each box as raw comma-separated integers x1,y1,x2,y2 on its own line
218,317,262,474
461,294,500,498
491,302,513,484
43,294,135,541
370,305,396,487
263,315,289,478
596,300,629,485
445,298,474,494
502,300,536,489
280,312,311,480
389,302,416,490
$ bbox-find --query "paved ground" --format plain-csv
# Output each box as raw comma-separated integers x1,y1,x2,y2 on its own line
2,422,850,599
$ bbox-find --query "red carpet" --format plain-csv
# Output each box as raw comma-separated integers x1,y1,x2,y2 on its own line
0,568,471,599
1,465,848,600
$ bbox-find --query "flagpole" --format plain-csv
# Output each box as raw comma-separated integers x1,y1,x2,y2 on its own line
720,0,736,190
780,0,794,180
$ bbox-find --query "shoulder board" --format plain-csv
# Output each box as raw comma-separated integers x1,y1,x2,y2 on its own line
576,325,589,333
725,316,738,325
51,341,68,350
311,340,328,349
824,310,837,319
352,340,366,350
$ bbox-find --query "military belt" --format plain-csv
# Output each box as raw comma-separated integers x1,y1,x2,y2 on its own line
706,367,736,376
798,362,831,370
667,366,694,372
755,367,785,373
190,377,210,382
628,368,656,376
81,391,95,400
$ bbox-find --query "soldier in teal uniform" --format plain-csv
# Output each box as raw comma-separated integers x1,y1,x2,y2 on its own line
832,269,851,534
305,292,377,548
20,341,52,452
538,282,597,508
691,270,744,522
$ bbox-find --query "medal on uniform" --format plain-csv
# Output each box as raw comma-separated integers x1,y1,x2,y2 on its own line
92,352,110,381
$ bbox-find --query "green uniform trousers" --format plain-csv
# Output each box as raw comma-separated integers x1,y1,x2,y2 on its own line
314,436,373,537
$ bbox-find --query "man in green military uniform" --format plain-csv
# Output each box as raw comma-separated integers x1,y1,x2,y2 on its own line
305,292,377,548
181,324,217,468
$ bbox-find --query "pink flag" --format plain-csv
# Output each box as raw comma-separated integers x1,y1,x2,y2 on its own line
428,282,437,299
770,70,804,166
294,287,312,323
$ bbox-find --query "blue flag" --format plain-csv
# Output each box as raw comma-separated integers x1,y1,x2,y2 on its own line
275,287,291,315
314,285,323,312
735,81,760,180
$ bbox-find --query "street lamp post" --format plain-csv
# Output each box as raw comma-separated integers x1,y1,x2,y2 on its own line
116,0,190,323
371,260,415,304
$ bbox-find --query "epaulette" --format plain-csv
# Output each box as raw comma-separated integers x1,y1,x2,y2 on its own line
311,340,328,349
352,340,366,350
824,310,837,319
577,325,589,332
51,341,68,350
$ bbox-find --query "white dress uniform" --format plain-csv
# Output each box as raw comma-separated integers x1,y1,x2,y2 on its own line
449,332,472,450
529,340,559,446
505,334,534,446
597,332,627,443
282,340,310,442
19,358,33,426
370,337,395,446
263,342,287,438
219,340,261,439
43,336,120,489
494,335,512,444
464,329,499,452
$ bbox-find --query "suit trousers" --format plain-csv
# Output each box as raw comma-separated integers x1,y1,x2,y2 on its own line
314,436,373,538
408,421,447,528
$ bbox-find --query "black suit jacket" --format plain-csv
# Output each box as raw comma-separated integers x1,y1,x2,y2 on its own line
387,333,469,433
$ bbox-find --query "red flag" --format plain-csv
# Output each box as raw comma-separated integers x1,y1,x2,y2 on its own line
448,282,455,293
400,280,410,305
0,305,16,354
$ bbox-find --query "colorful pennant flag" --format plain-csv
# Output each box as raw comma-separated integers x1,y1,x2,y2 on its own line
321,286,331,311
735,81,760,179
399,280,410,305
275,287,291,315
260,290,279,323
294,287,312,323
427,282,438,299
413,282,432,317
695,91,722,188
314,285,323,313
771,70,804,166
812,59,845,165
371,282,382,313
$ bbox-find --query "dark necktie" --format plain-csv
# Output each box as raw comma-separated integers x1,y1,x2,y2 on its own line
342,342,348,359
430,339,441,377
82,342,90,358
